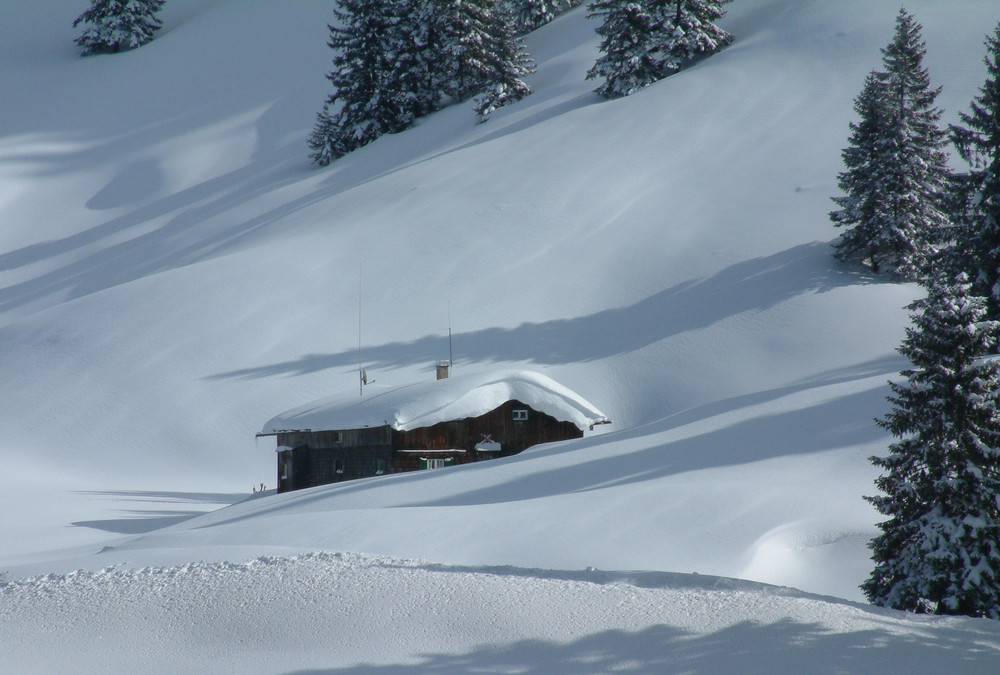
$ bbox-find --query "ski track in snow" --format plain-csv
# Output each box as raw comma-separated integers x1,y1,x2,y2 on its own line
3,551,1000,674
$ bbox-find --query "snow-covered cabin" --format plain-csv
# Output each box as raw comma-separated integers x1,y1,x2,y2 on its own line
258,370,610,492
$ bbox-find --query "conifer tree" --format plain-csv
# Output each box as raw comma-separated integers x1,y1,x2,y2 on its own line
309,0,534,165
831,74,896,271
657,0,732,73
499,0,580,34
864,273,1000,618
830,8,951,280
73,0,166,56
473,8,537,119
586,0,663,98
430,0,535,119
308,0,418,166
506,0,557,32
587,0,730,98
951,23,1000,316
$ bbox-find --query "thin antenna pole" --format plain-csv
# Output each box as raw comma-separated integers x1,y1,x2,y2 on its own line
448,301,453,369
358,264,363,396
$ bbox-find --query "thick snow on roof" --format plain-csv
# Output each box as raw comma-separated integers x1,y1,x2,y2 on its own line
261,370,610,434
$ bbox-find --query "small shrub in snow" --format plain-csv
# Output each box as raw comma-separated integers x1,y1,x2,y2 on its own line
864,272,1000,619
73,0,166,56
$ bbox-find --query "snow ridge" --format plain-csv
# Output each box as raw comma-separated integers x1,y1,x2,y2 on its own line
4,551,999,673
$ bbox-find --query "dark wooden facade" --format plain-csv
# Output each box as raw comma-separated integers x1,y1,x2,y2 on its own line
274,399,582,493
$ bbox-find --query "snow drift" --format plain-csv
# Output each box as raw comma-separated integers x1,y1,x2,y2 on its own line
3,0,1000,671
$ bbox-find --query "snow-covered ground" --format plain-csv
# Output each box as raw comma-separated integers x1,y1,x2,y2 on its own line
2,0,1000,671
6,552,1000,674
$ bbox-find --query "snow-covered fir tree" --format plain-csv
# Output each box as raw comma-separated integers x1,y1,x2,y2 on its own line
831,74,896,271
830,8,951,280
73,0,166,56
310,0,534,164
429,0,535,119
951,23,1000,318
864,272,1000,618
473,14,536,121
308,0,420,166
501,0,574,33
657,0,733,73
587,0,731,98
586,0,663,97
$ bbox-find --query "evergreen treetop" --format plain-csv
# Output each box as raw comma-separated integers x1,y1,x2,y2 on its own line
73,0,166,56
308,0,414,166
586,0,664,98
309,0,534,165
586,0,731,98
830,7,951,280
831,73,895,271
950,23,1000,312
656,0,733,72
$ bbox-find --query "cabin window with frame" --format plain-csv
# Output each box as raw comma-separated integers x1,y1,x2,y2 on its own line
421,458,453,470
512,409,529,421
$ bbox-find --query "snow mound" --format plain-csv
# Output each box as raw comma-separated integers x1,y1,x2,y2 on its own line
261,369,612,433
4,551,999,673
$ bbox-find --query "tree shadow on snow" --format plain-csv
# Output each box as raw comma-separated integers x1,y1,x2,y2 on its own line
71,511,204,534
199,354,901,528
286,616,1000,674
208,241,880,379
0,54,600,318
70,490,246,534
398,372,893,507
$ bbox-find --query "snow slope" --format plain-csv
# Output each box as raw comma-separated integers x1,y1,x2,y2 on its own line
5,552,1000,674
3,0,1000,670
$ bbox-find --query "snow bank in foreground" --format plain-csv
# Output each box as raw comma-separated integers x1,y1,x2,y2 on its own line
2,552,998,674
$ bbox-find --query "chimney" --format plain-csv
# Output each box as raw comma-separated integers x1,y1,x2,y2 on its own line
436,363,450,380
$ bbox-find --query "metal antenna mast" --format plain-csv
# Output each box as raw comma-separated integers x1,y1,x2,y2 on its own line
358,265,363,396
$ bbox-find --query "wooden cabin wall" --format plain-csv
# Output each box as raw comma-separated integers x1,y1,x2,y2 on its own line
274,402,583,492
392,400,582,454
276,426,393,493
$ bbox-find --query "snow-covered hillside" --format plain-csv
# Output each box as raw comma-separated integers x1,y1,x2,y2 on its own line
3,0,1000,671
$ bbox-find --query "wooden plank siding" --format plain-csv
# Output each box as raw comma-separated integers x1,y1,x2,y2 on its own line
274,400,583,493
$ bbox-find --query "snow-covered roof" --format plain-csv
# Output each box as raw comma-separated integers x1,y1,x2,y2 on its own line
261,370,610,435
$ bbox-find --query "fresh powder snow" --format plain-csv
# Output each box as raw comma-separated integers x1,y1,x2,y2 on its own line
2,0,1000,671
261,369,611,433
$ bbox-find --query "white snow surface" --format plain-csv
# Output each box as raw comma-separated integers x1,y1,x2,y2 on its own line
5,551,1000,674
3,0,1000,671
262,369,611,433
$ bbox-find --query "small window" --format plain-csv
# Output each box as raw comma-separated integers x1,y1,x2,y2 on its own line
421,457,454,470
512,409,529,421
375,458,387,475
333,431,343,444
